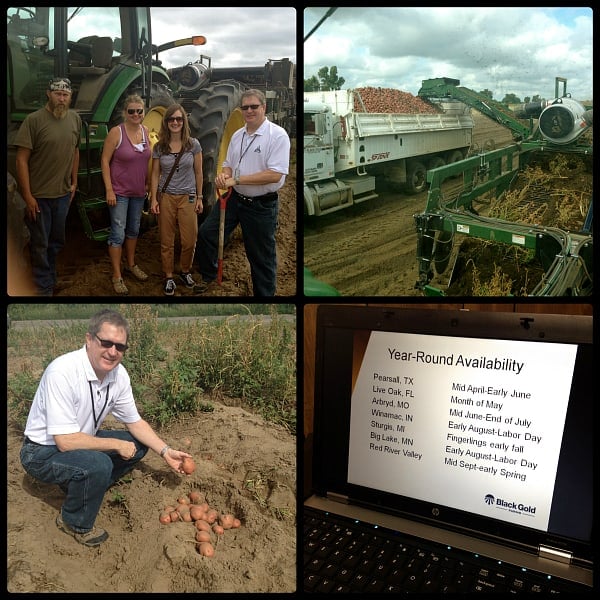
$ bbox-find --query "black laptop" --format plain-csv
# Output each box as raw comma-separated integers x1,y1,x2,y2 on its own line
304,305,593,593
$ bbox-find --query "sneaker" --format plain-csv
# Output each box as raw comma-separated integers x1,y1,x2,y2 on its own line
112,277,129,295
192,279,210,294
56,513,108,547
164,278,176,296
179,272,196,288
124,264,148,281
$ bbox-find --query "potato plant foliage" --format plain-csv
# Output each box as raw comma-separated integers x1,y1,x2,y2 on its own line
8,305,296,434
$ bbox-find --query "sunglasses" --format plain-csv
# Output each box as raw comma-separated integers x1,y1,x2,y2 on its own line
95,334,128,353
241,104,261,111
167,116,184,123
127,108,144,115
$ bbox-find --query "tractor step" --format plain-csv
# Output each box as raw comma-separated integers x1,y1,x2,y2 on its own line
77,196,110,242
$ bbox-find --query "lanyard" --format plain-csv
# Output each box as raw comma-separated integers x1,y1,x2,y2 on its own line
237,132,257,171
89,381,110,432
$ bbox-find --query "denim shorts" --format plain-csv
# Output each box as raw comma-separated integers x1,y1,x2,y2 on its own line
107,195,146,246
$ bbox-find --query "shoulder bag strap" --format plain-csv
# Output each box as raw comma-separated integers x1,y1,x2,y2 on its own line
161,148,185,194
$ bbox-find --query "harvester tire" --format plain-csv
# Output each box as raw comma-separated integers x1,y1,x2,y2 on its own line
187,80,245,220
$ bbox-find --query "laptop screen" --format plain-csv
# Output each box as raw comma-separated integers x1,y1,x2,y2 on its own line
312,305,593,560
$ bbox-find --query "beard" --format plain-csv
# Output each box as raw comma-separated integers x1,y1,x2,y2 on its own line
51,104,69,120
47,95,71,119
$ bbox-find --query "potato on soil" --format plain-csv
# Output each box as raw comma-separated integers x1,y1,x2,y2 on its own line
205,509,219,524
189,505,205,521
195,530,212,543
194,519,211,532
169,511,180,522
232,518,241,529
159,511,171,524
212,524,224,536
196,542,214,557
218,513,235,530
177,495,190,505
188,490,205,504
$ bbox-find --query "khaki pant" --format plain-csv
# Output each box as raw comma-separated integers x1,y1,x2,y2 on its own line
157,193,198,275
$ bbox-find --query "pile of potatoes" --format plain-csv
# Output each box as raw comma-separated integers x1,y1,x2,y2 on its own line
354,87,441,115
159,490,241,557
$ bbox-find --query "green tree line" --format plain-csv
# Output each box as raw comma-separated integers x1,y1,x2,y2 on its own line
304,65,543,103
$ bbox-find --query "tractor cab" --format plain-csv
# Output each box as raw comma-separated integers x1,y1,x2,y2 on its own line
7,7,153,119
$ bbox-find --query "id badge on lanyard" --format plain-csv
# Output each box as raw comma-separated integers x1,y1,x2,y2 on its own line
89,381,110,433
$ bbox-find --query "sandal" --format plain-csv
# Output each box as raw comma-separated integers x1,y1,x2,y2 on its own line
112,277,129,295
125,264,148,281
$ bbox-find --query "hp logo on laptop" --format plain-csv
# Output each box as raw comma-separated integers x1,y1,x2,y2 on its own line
484,494,495,505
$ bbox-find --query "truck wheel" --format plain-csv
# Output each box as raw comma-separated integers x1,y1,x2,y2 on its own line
188,80,246,219
404,160,427,194
446,149,464,165
427,156,446,171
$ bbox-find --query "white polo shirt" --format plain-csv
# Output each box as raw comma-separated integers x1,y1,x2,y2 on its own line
223,118,290,197
24,346,142,445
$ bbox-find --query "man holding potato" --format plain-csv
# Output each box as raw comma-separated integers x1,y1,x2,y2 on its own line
19,308,193,547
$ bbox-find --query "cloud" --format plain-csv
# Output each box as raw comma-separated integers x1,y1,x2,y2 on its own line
304,7,592,101
152,7,296,71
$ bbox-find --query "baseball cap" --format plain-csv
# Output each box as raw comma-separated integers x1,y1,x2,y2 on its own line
48,77,72,93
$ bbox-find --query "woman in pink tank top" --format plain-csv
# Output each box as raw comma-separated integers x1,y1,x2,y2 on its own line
101,94,152,295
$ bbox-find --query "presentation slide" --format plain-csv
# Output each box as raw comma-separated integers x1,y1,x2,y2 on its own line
347,331,578,531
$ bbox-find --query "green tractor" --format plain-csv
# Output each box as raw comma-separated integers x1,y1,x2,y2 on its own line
7,7,293,259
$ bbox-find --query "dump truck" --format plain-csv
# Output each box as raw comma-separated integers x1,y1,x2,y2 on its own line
303,88,473,216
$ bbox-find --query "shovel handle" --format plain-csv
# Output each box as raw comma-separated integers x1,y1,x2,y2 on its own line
216,188,232,284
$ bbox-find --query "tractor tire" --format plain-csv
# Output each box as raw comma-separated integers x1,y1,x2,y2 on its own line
404,160,427,194
110,81,174,129
187,80,246,218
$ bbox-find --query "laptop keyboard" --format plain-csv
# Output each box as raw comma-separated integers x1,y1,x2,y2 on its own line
304,507,590,594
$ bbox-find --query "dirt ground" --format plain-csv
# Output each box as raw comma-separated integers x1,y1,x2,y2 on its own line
304,111,591,296
7,402,296,593
10,143,296,298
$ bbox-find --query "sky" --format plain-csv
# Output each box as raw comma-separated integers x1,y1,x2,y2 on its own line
304,7,593,102
151,7,296,71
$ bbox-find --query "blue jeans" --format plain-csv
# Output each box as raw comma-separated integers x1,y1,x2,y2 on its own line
107,195,145,246
197,193,278,296
20,431,148,532
25,193,71,295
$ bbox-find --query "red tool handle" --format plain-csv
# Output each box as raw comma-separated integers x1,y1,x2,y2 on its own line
216,188,232,285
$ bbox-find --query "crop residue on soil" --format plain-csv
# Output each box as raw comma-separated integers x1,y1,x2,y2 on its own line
304,111,592,297
7,406,296,593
